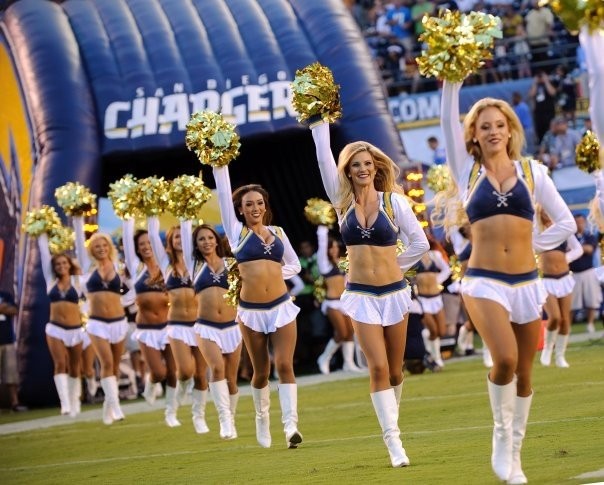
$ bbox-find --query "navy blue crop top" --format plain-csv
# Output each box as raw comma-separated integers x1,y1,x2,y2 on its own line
340,206,398,247
322,265,346,278
458,243,472,263
86,270,122,294
415,258,439,274
166,271,192,291
235,230,284,264
48,284,80,304
135,270,165,294
466,176,534,224
194,263,228,293
552,240,568,253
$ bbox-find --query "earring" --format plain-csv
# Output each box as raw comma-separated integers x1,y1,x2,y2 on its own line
472,138,477,143
509,134,512,138
347,174,352,178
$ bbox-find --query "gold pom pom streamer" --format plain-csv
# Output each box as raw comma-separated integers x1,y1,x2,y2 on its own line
575,130,601,173
22,205,62,237
135,176,170,217
291,62,342,125
168,174,213,221
426,165,452,193
417,10,502,83
54,182,97,217
449,255,462,281
48,225,75,255
539,0,603,34
185,111,241,167
313,276,327,304
304,198,337,227
223,257,242,307
108,174,139,220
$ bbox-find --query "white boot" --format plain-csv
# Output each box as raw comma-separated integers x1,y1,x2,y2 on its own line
209,380,234,439
230,392,239,439
432,337,444,368
85,376,98,398
465,328,475,352
540,329,557,366
100,376,119,425
487,377,515,481
279,383,303,449
154,382,164,398
508,393,533,485
164,385,181,427
341,341,363,372
421,327,431,353
393,381,403,408
110,376,125,421
142,373,156,405
53,373,71,415
191,389,210,434
252,385,271,448
316,338,340,375
176,377,193,405
354,334,368,369
67,376,81,417
370,388,410,467
483,345,493,368
457,325,468,354
554,333,570,368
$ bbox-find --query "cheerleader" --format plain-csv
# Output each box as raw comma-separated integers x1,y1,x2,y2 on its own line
147,217,209,433
73,218,128,424
213,165,302,449
182,223,242,439
38,234,84,416
315,225,362,374
122,218,178,425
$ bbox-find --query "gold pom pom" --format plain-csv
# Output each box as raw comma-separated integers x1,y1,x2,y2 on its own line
54,182,97,217
48,225,75,255
426,165,452,193
304,198,337,227
449,255,462,281
313,276,327,304
108,174,139,220
22,205,62,237
168,174,213,221
136,176,171,216
575,130,601,173
223,257,242,307
540,0,603,34
185,111,241,167
291,62,342,125
417,9,502,82
337,253,349,274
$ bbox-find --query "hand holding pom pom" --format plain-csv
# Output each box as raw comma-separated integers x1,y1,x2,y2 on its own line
291,62,342,126
108,174,139,220
304,198,337,227
55,182,97,217
426,165,452,193
48,225,75,255
185,111,241,167
136,176,170,216
539,0,603,34
22,206,62,237
575,131,602,173
223,258,242,307
168,174,212,221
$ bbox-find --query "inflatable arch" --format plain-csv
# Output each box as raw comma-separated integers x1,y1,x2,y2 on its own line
1,0,406,405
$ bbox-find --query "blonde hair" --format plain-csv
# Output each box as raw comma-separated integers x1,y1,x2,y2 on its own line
335,141,404,213
87,232,118,265
463,98,525,163
588,197,604,232
430,183,469,239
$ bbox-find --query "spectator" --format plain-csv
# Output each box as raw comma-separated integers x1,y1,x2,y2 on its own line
383,44,405,86
582,117,592,136
427,136,447,165
0,290,26,412
552,64,579,127
511,91,536,156
493,38,513,82
548,116,582,170
528,69,557,143
386,0,414,54
501,5,523,39
525,0,554,71
512,24,532,79
411,0,434,38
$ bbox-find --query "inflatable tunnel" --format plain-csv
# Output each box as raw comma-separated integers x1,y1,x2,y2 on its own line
0,0,406,405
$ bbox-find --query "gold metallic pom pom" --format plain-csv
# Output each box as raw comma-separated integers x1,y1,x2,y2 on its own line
168,174,213,221
185,111,241,167
291,62,342,125
54,182,97,217
108,174,139,220
575,130,601,173
313,276,327,304
449,255,463,282
337,253,349,274
22,205,62,237
48,225,75,255
426,165,452,193
304,198,337,227
540,0,603,34
223,257,242,307
136,176,171,216
417,9,502,82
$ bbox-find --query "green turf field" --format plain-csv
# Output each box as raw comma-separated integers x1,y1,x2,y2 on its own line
0,337,602,484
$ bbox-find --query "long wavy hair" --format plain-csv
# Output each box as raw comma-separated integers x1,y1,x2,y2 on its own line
335,141,404,213
51,253,78,278
192,224,228,262
134,229,164,289
430,183,469,240
165,225,181,269
232,184,273,226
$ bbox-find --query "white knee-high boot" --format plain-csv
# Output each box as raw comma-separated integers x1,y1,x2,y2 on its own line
393,381,403,408
508,393,533,485
252,385,271,448
464,328,475,351
209,380,234,439
342,341,363,372
317,338,340,375
370,388,410,467
53,374,71,415
279,383,303,449
191,389,210,434
483,345,493,368
554,333,570,368
457,325,468,353
142,373,156,405
432,337,444,367
110,376,124,421
164,385,181,427
100,376,120,425
487,377,516,481
539,329,557,366
67,376,81,417
176,377,193,405
230,391,239,439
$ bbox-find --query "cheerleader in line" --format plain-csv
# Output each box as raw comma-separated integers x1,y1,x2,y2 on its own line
147,217,210,433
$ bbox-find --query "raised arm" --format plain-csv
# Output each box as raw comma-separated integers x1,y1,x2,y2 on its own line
37,233,54,287
533,163,576,252
72,216,91,273
565,235,584,263
579,26,604,143
279,228,301,280
310,122,340,205
431,250,452,285
441,81,472,188
147,216,170,277
316,225,334,275
212,166,243,249
392,193,429,272
180,219,195,278
122,218,141,280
